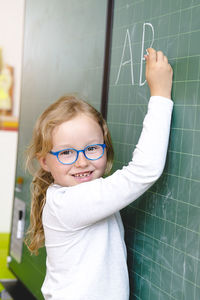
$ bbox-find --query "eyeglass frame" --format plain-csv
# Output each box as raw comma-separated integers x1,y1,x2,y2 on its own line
49,143,106,165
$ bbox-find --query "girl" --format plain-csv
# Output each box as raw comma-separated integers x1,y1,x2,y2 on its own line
26,48,173,300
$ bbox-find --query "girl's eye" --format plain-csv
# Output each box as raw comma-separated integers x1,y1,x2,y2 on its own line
87,145,99,152
60,149,74,156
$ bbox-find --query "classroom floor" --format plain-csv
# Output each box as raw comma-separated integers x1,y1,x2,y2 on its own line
0,234,15,299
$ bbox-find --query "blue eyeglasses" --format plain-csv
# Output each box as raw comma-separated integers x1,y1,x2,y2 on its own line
50,143,106,165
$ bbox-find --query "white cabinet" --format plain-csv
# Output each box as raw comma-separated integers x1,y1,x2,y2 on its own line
0,130,18,232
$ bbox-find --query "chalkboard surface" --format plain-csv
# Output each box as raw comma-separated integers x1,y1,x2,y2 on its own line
107,0,200,299
9,0,107,299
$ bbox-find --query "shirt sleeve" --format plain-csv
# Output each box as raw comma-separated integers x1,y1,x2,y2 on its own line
46,96,173,230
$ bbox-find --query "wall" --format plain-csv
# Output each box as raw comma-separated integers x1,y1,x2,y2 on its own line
0,0,25,232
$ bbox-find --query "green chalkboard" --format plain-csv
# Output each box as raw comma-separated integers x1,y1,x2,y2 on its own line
9,0,107,299
107,0,200,299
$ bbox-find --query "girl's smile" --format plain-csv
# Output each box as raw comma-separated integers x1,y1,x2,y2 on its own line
39,113,107,187
71,170,94,183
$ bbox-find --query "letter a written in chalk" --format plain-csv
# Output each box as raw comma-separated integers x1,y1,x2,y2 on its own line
115,29,134,85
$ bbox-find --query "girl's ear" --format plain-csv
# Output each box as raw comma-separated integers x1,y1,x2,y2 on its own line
38,156,50,172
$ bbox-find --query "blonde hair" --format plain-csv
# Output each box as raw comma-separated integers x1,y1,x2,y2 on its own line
25,95,114,255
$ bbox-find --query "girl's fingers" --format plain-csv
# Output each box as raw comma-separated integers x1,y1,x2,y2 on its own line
145,49,169,66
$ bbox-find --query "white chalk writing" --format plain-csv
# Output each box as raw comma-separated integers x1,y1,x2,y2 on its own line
115,22,154,86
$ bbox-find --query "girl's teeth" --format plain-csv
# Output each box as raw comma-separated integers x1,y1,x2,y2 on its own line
74,172,90,178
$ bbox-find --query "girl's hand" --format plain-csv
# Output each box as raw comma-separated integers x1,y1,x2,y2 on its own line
144,48,173,99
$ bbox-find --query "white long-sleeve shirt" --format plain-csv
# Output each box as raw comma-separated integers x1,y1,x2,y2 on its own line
41,96,173,300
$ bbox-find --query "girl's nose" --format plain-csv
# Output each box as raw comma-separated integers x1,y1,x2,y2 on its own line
74,152,89,168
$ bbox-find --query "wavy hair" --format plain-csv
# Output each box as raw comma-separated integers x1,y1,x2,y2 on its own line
25,95,114,255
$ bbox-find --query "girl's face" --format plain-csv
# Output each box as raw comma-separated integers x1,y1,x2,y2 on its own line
39,114,107,187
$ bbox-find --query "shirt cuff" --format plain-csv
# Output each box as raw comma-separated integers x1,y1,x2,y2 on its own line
149,96,173,109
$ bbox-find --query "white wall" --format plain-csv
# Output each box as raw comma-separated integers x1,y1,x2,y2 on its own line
0,0,25,232
0,0,25,117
